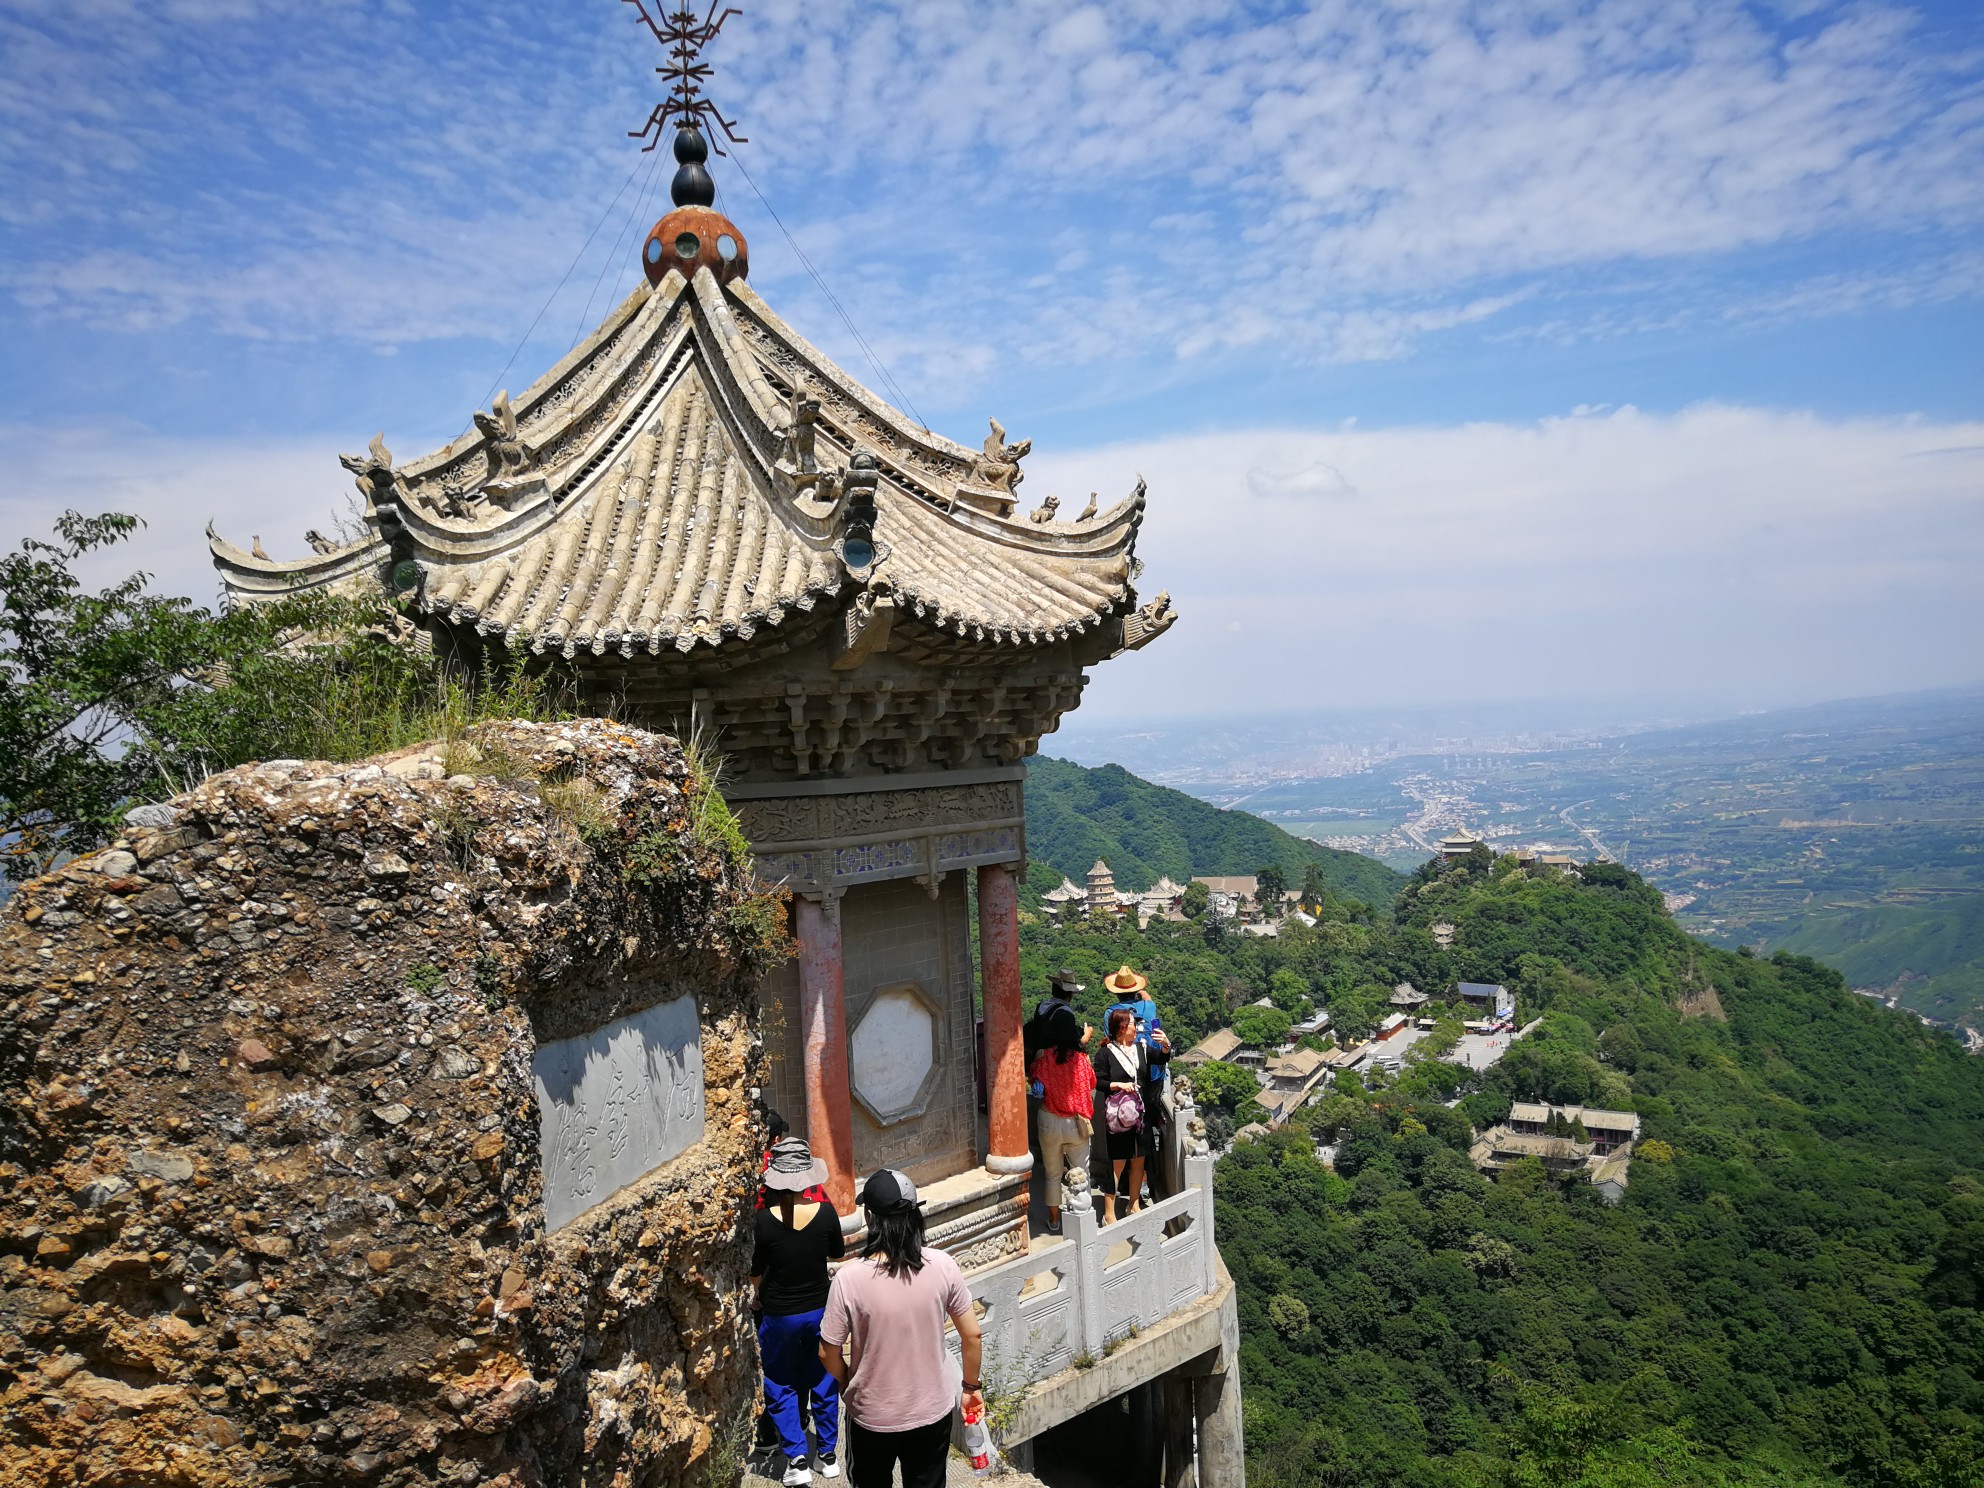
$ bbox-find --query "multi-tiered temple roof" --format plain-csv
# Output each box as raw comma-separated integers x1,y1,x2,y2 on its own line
213,121,1172,780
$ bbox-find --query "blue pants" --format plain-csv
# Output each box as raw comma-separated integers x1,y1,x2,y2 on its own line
759,1308,839,1461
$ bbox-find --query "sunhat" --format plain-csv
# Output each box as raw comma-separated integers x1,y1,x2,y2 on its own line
1048,967,1085,994
1102,965,1148,995
763,1137,830,1192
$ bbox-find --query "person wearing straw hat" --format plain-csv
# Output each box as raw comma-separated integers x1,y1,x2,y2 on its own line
754,1137,846,1485
1097,966,1172,1216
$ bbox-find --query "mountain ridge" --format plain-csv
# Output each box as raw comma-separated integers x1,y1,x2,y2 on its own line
1024,754,1403,905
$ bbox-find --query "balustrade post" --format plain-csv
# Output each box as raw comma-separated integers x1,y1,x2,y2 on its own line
1185,1147,1216,1298
1060,1172,1107,1356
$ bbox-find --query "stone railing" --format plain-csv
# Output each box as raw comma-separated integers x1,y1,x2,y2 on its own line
949,1090,1218,1395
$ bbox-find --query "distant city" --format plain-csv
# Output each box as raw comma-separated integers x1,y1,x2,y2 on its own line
1052,688,1984,1034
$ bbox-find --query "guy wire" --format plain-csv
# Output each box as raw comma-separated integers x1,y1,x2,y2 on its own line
480,150,651,410
723,147,930,434
573,145,668,350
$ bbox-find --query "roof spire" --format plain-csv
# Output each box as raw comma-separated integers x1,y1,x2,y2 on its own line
625,2,748,158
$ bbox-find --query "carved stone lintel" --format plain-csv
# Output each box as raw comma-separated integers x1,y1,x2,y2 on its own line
738,779,1022,849
950,1228,1025,1271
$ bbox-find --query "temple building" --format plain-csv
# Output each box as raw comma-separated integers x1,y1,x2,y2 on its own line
211,89,1238,1484
1086,856,1119,917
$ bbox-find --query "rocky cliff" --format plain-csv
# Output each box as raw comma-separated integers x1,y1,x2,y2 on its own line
0,719,788,1487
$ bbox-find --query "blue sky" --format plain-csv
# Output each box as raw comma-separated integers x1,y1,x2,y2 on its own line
3,0,1982,720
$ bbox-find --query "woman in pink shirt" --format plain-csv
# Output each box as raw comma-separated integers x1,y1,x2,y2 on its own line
818,1170,983,1488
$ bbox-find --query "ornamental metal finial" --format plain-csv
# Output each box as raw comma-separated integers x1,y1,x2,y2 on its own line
625,1,748,155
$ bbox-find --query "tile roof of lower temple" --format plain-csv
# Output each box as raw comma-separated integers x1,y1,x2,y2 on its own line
211,269,1171,665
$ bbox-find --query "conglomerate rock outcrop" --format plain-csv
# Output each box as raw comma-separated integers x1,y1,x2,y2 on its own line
0,719,787,1487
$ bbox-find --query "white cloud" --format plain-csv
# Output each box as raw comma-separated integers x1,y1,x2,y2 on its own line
1026,403,1984,716
0,424,350,606
1247,462,1356,499
4,405,1977,724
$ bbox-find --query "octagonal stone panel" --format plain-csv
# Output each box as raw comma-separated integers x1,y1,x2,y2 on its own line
849,980,943,1126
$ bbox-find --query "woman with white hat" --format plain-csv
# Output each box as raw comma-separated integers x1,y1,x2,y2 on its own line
755,1137,846,1484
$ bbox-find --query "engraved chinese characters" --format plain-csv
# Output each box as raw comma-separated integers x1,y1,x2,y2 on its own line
532,994,705,1232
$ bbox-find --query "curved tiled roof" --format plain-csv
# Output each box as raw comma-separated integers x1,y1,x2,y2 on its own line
211,265,1166,662
423,364,842,656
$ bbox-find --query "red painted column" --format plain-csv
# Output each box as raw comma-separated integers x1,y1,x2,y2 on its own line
977,863,1032,1174
795,893,855,1214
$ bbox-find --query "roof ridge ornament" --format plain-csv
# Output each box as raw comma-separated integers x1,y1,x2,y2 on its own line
836,451,887,579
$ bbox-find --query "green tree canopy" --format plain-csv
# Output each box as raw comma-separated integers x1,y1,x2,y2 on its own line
1189,1059,1264,1115
1233,1004,1293,1048
1256,862,1290,913
0,510,564,882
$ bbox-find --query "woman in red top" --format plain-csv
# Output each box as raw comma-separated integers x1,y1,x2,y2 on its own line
1028,1005,1095,1236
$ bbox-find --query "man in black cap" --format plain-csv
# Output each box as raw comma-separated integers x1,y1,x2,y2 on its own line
818,1170,983,1488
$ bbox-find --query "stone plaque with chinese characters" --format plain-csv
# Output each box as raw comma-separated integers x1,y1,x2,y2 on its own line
532,994,704,1232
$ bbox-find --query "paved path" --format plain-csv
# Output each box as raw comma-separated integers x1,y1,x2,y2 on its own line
744,1452,1047,1487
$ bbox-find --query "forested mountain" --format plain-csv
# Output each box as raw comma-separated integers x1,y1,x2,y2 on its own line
1018,835,1984,1486
1780,892,1984,1025
1024,755,1402,904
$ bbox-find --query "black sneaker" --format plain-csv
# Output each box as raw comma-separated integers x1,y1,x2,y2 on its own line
816,1450,840,1479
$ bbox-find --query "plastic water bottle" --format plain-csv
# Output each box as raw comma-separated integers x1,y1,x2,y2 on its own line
963,1405,993,1473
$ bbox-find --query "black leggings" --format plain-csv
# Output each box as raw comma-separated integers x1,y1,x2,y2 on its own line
848,1411,951,1488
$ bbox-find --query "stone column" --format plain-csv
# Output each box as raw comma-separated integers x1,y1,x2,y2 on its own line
1164,1374,1200,1488
795,893,856,1215
976,863,1032,1175
1194,1365,1246,1488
